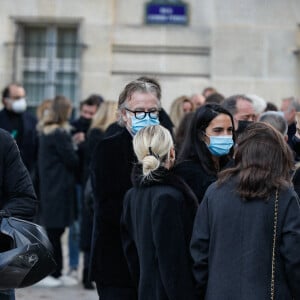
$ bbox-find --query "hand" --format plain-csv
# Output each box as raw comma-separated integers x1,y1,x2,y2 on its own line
72,132,85,145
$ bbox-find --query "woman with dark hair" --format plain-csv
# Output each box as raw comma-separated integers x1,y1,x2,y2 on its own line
190,122,300,299
175,103,235,203
174,111,194,153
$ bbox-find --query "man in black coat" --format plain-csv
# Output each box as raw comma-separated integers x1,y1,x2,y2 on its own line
0,128,37,299
68,95,103,283
90,77,162,300
0,83,37,175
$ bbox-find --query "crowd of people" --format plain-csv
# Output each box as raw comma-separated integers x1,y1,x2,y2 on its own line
0,79,300,299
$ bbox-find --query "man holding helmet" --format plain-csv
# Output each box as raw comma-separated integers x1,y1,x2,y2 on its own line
0,128,38,299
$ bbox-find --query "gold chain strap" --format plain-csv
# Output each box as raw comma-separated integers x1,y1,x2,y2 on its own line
271,189,279,300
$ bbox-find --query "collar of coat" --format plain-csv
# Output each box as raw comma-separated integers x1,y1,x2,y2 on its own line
132,164,198,208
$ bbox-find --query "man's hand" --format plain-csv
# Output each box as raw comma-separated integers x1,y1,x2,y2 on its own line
72,132,85,145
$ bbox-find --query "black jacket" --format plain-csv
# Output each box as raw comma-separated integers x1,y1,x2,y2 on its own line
190,179,300,300
121,166,198,300
38,124,79,228
80,127,105,251
0,109,37,173
90,128,136,287
174,160,216,203
0,129,37,220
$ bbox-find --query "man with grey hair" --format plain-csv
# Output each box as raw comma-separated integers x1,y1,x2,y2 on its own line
221,94,256,135
90,77,162,300
246,94,267,117
258,111,288,140
280,97,300,146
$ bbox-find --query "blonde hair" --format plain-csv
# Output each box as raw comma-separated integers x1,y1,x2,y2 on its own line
44,95,72,125
36,99,53,131
169,96,194,131
36,99,53,121
90,101,118,131
133,125,174,179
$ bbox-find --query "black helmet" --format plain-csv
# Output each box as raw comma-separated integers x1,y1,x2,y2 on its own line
0,217,56,289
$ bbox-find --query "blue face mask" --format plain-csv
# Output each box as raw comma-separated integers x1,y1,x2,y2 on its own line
130,114,160,135
207,135,234,157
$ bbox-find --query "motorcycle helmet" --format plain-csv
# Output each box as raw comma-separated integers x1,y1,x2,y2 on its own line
0,217,56,289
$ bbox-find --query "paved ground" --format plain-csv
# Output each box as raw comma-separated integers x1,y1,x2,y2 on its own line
16,285,98,300
15,230,99,300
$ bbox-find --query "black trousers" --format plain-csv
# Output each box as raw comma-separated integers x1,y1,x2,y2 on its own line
46,227,65,278
96,284,137,300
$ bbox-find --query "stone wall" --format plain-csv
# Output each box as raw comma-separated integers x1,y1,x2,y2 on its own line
0,0,299,111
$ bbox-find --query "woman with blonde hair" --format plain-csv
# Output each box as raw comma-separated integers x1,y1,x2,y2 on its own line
87,101,118,153
84,101,118,179
37,95,79,287
121,125,198,300
169,96,194,133
36,99,53,122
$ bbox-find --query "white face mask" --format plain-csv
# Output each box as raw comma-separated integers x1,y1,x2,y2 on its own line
10,98,27,113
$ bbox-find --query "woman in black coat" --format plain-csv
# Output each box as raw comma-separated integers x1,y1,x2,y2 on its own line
121,125,198,300
38,95,79,284
190,122,300,299
174,104,235,203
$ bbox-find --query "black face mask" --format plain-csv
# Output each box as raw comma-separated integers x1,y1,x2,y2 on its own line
235,120,253,136
79,117,92,131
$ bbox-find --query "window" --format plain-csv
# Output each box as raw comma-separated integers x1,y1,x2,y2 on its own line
14,24,82,108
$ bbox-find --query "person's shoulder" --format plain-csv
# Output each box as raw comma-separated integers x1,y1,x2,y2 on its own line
152,184,184,203
281,186,299,201
0,109,8,125
23,111,37,123
204,181,219,196
0,128,14,142
205,179,236,199
0,128,17,154
99,127,131,148
174,160,204,176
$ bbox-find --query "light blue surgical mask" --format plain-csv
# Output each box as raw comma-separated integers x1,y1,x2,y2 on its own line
130,114,160,135
207,135,234,156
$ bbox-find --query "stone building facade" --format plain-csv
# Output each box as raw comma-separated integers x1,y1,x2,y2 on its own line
0,0,299,111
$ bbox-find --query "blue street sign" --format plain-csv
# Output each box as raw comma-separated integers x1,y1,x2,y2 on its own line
145,2,189,25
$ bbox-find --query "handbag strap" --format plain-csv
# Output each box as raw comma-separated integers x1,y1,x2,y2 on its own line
271,189,279,300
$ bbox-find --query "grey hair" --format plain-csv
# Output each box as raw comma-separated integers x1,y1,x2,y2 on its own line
283,97,300,112
258,111,288,136
221,94,252,116
246,94,267,115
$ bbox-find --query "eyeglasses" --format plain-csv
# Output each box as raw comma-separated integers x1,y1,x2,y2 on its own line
125,108,159,120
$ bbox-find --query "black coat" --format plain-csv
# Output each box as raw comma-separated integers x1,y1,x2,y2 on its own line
90,128,136,287
80,127,105,251
38,125,79,228
0,109,37,173
121,167,198,300
174,160,216,203
0,129,37,220
190,179,300,300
